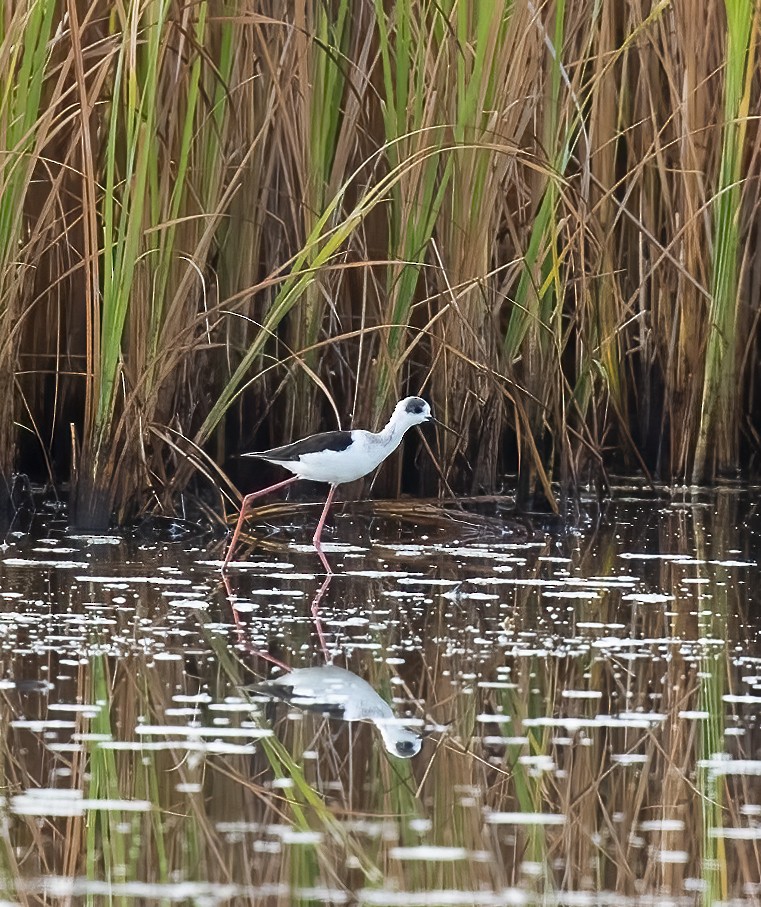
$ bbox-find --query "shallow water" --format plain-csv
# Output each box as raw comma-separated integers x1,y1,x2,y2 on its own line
2,484,761,904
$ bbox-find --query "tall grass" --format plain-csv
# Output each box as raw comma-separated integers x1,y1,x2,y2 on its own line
695,532,729,902
0,1,58,519
0,1,760,528
692,0,755,481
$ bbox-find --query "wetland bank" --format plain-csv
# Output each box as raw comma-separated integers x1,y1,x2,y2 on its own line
2,485,761,904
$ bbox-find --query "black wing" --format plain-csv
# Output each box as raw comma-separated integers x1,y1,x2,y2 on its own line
247,682,347,719
244,430,354,461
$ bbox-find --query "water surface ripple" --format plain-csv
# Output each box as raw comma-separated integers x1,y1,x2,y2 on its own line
1,485,761,904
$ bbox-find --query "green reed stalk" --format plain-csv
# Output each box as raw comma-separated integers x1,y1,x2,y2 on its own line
261,734,384,884
502,665,554,886
0,0,56,519
199,11,235,218
373,0,451,410
98,1,167,437
194,140,450,451
289,0,352,434
0,739,20,902
78,0,170,525
307,0,352,271
692,0,755,481
500,0,576,501
502,0,570,361
136,685,169,887
87,656,128,907
210,10,261,356
309,2,350,207
147,2,208,375
431,0,528,492
696,597,729,900
200,10,241,293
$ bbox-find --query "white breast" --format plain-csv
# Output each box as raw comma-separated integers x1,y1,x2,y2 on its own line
273,431,390,485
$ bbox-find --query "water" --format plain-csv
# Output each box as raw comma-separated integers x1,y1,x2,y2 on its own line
2,484,761,904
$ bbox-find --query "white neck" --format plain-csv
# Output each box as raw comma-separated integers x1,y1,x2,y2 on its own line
376,411,411,453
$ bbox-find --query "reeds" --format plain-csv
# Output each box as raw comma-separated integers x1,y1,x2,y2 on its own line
1,1,760,527
693,0,756,481
0,1,58,517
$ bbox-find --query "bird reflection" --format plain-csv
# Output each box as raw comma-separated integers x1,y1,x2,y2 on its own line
246,664,423,759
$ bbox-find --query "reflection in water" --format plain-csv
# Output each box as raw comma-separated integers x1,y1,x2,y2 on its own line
1,487,761,903
247,664,423,758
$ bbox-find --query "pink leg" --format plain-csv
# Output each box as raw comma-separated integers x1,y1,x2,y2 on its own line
310,573,334,661
312,484,338,575
221,571,248,637
222,475,299,570
222,573,293,671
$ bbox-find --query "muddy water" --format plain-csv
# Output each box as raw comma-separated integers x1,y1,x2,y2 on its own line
1,485,761,905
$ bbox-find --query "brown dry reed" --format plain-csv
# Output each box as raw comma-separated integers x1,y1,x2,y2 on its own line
1,0,760,529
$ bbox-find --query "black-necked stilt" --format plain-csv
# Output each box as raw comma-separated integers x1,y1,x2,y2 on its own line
247,664,423,758
222,396,433,572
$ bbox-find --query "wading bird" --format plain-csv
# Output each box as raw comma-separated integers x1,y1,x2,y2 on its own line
222,396,433,572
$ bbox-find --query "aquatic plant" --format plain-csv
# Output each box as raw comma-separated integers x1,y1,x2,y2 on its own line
0,1,759,528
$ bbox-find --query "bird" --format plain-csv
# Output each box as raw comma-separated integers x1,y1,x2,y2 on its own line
222,396,433,572
246,664,423,758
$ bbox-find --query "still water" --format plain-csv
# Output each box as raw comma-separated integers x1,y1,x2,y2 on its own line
2,484,761,905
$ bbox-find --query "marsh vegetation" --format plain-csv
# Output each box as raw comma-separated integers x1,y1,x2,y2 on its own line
3,3,761,903
1,1,761,529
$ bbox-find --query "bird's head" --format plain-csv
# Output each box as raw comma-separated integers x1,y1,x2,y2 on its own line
395,396,433,427
377,721,424,758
